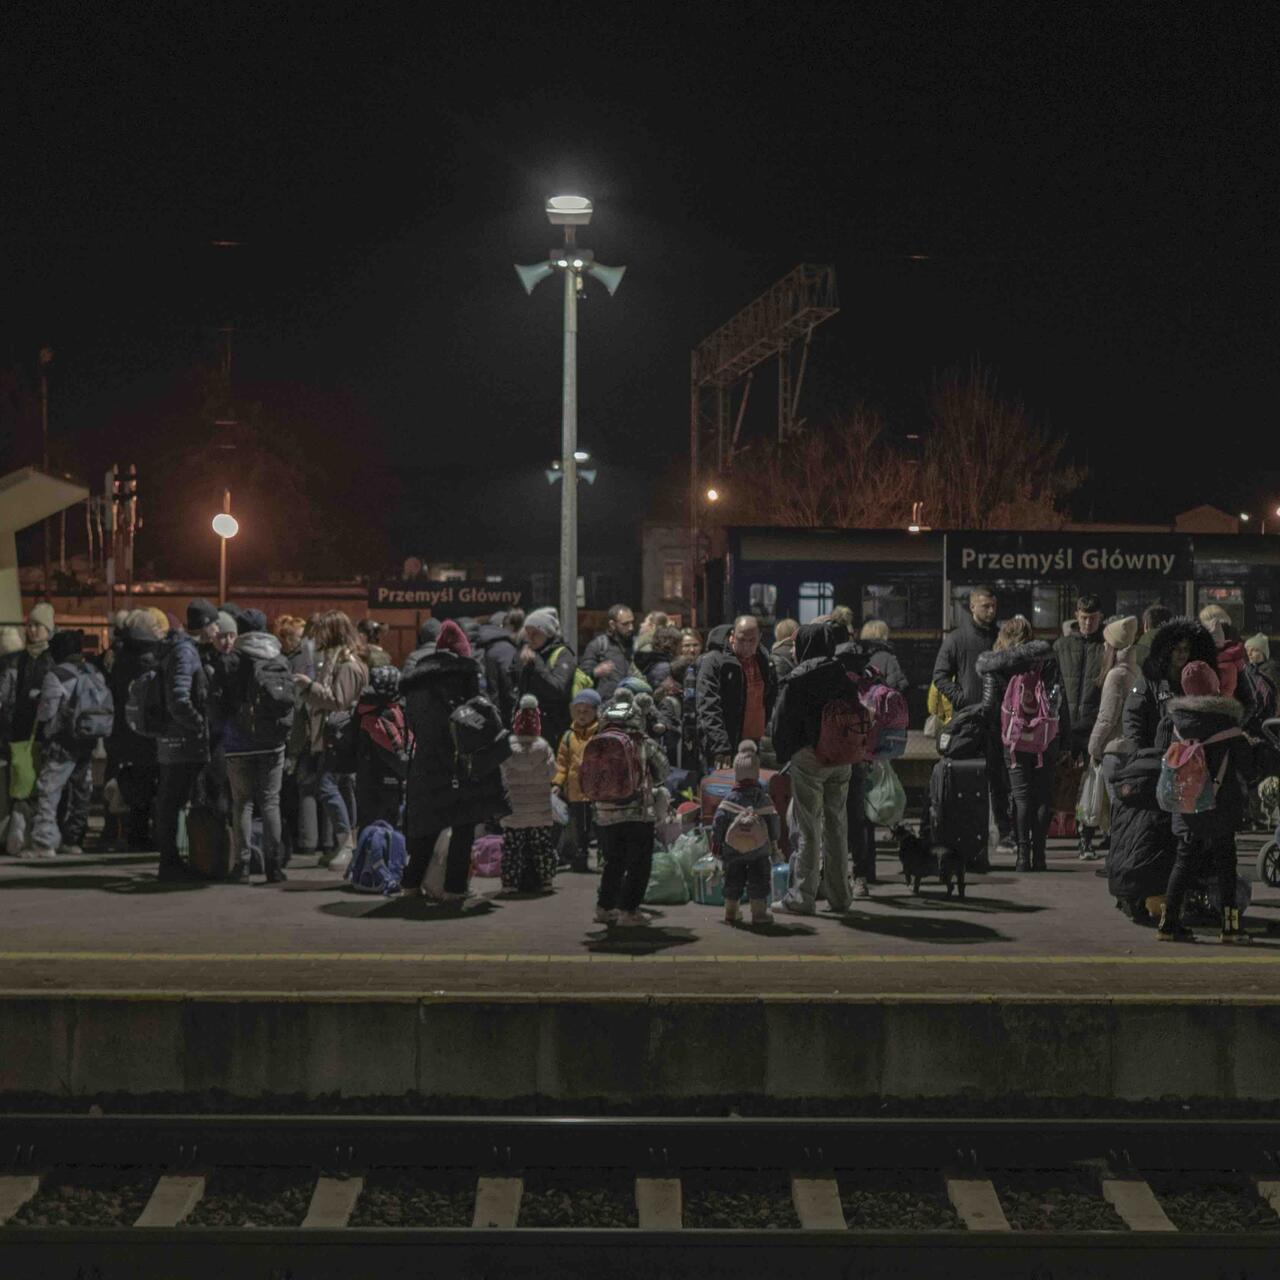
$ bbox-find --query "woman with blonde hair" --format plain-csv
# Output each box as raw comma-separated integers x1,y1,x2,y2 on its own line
975,615,1070,871
859,618,909,692
294,610,367,871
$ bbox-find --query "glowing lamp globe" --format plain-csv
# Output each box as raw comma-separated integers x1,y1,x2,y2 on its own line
212,513,239,539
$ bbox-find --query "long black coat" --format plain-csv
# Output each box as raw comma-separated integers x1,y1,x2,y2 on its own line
931,615,997,710
1122,618,1218,752
401,645,509,837
510,636,577,747
106,627,165,769
697,642,778,764
1053,629,1105,751
975,640,1071,748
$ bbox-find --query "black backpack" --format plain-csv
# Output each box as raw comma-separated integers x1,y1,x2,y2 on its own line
937,704,988,760
448,694,512,779
63,667,115,742
245,654,295,745
125,668,166,738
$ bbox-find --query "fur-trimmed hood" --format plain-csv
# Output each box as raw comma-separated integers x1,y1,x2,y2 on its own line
1167,692,1244,740
975,639,1052,677
1142,618,1217,685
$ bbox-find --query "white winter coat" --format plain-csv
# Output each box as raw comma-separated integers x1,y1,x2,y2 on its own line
1088,646,1138,761
499,735,557,828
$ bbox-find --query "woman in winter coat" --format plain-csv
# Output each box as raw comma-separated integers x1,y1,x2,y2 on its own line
510,607,578,749
294,610,367,869
1089,616,1139,767
1122,618,1217,752
975,616,1069,872
859,620,909,693
399,619,510,904
499,694,559,892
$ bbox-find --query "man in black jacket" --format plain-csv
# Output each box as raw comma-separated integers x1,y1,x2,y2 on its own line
578,604,636,701
696,615,777,770
1054,592,1106,857
932,586,1007,858
475,609,523,726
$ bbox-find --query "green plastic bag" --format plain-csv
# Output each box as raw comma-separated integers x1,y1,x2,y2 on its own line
644,847,691,905
864,759,906,827
7,736,36,801
668,829,707,892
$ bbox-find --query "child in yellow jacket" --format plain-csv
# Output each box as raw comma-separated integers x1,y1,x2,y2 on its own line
553,688,601,872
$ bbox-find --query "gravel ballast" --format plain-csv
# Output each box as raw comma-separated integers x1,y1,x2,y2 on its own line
1152,1175,1280,1233
9,1166,156,1227
183,1167,313,1228
349,1170,473,1227
683,1171,800,1230
839,1170,964,1230
519,1168,637,1228
993,1169,1127,1232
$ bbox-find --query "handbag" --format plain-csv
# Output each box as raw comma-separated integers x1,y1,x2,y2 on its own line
8,733,37,800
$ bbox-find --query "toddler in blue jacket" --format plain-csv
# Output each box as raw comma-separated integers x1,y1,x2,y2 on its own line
710,740,779,925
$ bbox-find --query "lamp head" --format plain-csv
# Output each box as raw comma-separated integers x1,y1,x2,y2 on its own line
587,261,626,296
515,261,556,295
546,195,592,226
212,513,239,539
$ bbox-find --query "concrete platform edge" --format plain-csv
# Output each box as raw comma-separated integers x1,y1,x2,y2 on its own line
4,993,1280,1101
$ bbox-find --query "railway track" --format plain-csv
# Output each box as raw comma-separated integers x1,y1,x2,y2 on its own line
2,1114,1280,1278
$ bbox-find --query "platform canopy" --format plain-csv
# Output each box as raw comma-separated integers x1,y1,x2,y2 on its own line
0,466,90,623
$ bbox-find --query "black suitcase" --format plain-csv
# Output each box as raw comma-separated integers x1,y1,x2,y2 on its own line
928,758,989,868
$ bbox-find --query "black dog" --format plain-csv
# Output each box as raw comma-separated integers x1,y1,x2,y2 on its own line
892,823,966,899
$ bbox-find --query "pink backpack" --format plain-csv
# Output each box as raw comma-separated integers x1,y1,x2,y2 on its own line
860,677,909,760
1157,728,1241,814
1000,663,1060,765
815,691,873,766
471,834,505,877
580,724,646,803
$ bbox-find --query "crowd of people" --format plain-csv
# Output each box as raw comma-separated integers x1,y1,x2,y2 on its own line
0,588,1274,941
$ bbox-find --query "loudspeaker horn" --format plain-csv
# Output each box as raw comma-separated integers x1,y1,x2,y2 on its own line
514,261,556,295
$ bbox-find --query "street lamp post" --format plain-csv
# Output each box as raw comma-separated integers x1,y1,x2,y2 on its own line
211,488,238,605
516,196,625,650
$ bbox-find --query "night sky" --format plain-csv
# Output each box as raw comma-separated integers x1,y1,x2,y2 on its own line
2,5,1276,575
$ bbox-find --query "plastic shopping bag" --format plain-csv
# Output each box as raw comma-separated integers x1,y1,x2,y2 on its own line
863,759,907,827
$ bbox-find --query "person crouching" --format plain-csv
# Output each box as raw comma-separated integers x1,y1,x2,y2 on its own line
710,740,779,925
499,695,559,892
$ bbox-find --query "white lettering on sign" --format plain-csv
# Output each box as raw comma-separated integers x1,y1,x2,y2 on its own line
371,585,525,608
955,545,1178,577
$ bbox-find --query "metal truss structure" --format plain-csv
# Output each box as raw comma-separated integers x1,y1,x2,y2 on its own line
688,264,838,623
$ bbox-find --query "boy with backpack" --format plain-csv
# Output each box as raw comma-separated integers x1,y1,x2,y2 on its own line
29,630,113,858
351,664,412,832
498,694,560,892
1156,659,1254,943
553,687,601,872
709,740,779,925
582,689,669,927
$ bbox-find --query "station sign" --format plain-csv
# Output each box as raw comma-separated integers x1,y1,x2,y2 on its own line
367,579,528,614
946,532,1194,581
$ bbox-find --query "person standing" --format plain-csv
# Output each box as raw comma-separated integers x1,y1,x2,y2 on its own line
696,615,777,770
579,604,637,701
154,600,220,881
294,610,368,872
772,619,863,916
218,609,293,884
1088,615,1140,772
28,630,109,858
977,617,1069,872
498,694,559,892
475,608,524,727
511,607,579,749
770,618,799,683
859,619,909,692
1054,593,1106,858
932,586,1006,858
553,687,601,872
104,610,166,851
399,619,509,905
1133,604,1173,674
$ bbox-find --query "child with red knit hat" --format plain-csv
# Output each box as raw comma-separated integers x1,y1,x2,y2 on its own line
1157,659,1254,943
498,694,559,891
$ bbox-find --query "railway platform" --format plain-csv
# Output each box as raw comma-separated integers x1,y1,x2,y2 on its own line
2,838,1278,1105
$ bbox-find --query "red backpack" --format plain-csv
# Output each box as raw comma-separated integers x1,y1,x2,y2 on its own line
815,687,874,766
580,723,646,802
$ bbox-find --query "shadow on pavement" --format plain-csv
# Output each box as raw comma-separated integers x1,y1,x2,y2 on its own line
837,910,1010,945
317,896,497,920
724,919,818,938
0,872,207,895
874,894,1045,915
583,927,699,956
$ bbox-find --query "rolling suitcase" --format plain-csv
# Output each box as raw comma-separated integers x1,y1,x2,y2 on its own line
928,758,989,869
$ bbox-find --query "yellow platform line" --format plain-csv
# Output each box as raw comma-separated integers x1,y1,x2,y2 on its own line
0,950,1276,966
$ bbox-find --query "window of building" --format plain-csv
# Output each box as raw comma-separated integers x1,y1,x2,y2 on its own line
662,560,684,600
748,583,777,624
589,572,616,608
1032,585,1062,633
529,570,553,604
862,584,908,631
798,581,835,624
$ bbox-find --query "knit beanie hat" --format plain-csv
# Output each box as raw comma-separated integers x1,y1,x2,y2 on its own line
734,739,761,783
50,629,84,661
0,626,23,656
1103,615,1138,651
523,606,560,637
369,664,401,698
512,692,542,737
239,608,268,634
186,599,218,632
572,687,602,707
216,611,238,637
435,618,473,658
1247,633,1271,660
1180,659,1220,698
618,675,653,697
27,602,55,635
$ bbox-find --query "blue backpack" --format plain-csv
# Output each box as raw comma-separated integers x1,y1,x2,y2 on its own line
345,821,407,896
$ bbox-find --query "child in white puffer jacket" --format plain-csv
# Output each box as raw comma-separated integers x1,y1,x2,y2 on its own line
499,694,558,891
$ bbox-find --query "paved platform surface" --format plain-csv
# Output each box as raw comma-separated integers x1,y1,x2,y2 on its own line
2,837,1277,998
